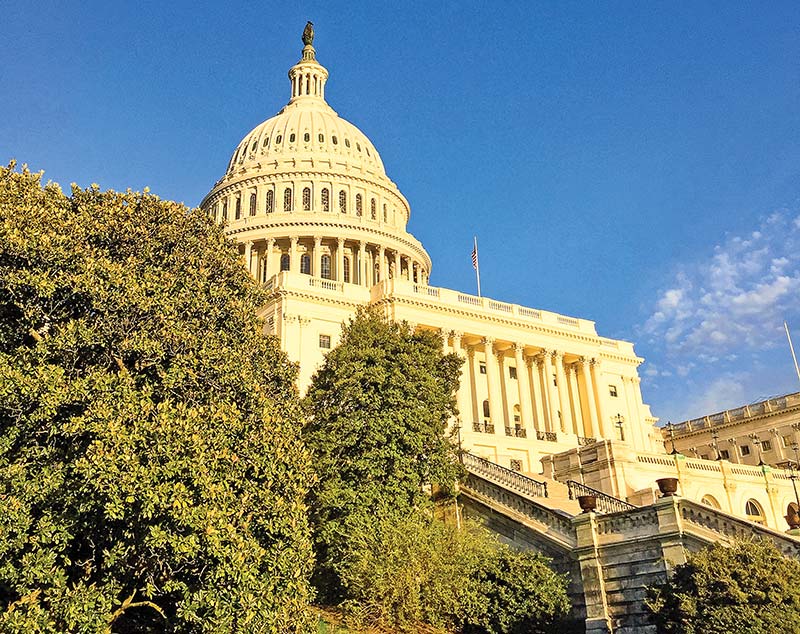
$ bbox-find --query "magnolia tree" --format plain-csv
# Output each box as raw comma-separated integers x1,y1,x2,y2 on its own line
0,164,314,632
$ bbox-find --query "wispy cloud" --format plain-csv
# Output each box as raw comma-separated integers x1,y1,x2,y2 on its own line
640,209,800,420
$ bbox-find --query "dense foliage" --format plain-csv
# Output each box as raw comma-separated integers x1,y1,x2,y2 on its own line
646,539,800,634
0,164,314,632
303,309,571,633
337,510,571,633
303,308,463,597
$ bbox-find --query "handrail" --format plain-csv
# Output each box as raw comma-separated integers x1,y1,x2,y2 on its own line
566,480,636,514
462,452,548,498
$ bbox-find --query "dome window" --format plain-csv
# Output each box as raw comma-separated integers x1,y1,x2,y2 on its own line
339,191,347,214
319,133,324,143
356,142,361,152
332,135,338,145
343,256,350,283
370,198,376,220
366,147,371,157
265,190,274,213
263,137,269,147
283,188,293,212
249,192,257,216
222,200,228,220
355,194,363,217
345,138,350,148
300,254,311,275
302,187,311,211
289,133,296,143
321,254,332,280
280,253,290,271
383,204,388,222
276,135,283,144
304,132,310,142
321,188,330,212
251,140,257,152
235,197,242,220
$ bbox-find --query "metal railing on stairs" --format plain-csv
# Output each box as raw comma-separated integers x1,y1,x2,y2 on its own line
462,452,548,498
566,480,636,514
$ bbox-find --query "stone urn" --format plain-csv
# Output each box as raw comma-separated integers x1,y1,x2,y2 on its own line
785,507,800,529
577,494,597,513
656,477,679,497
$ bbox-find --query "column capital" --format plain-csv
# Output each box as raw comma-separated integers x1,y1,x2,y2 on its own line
513,342,526,354
482,336,495,347
290,236,299,246
313,235,322,245
551,349,564,361
451,330,464,344
337,236,345,246
769,427,781,437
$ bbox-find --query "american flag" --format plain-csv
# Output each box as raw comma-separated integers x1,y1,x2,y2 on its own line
471,242,478,270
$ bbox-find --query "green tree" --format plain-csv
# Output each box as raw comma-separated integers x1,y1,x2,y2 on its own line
0,163,314,633
645,539,800,634
303,308,463,598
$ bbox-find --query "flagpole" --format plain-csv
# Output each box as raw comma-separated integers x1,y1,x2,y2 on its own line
473,236,481,297
785,321,800,387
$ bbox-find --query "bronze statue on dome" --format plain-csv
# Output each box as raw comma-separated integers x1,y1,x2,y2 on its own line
302,21,314,46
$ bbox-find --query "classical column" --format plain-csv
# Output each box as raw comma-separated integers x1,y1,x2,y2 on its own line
378,245,387,282
289,237,299,274
630,377,649,450
540,351,559,434
529,356,546,433
553,351,571,433
393,251,401,280
513,343,533,432
579,357,601,440
313,236,322,277
336,238,345,282
568,365,584,437
452,332,473,428
263,238,274,282
359,242,367,286
623,377,646,450
244,241,253,277
590,359,609,438
483,337,503,434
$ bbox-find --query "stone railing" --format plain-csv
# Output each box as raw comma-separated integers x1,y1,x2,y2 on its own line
566,480,637,514
577,436,597,446
678,498,800,559
461,473,576,547
472,422,495,434
673,391,800,433
537,431,558,442
462,452,548,498
505,426,527,438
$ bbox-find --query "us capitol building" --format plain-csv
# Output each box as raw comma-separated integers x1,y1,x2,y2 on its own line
199,27,800,538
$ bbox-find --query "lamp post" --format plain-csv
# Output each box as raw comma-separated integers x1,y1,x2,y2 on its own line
613,413,625,441
789,461,800,513
665,421,679,455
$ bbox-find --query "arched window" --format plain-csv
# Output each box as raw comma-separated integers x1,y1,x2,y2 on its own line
370,198,376,219
250,140,257,153
212,203,218,221
222,200,228,220
745,499,766,525
339,190,347,214
701,495,720,509
235,197,241,220
343,256,350,283
355,193,363,216
300,254,311,275
276,135,282,144
303,132,310,142
332,135,338,145
321,188,330,212
249,192,257,216
265,190,274,213
280,253,290,271
283,188,292,212
321,254,331,280
513,404,521,424
383,205,388,222
356,142,361,152
318,133,324,143
302,187,311,211
263,137,269,148
483,400,490,420
289,133,296,143
345,138,350,148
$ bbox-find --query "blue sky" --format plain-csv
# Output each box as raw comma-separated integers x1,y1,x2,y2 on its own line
4,2,800,423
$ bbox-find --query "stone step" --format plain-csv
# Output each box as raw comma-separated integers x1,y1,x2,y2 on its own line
522,472,582,516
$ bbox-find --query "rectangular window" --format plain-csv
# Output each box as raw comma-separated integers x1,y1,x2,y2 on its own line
319,335,331,349
761,440,772,452
609,385,618,397
700,454,709,460
509,366,517,379
783,435,793,448
740,445,751,456
720,449,730,460
479,362,486,374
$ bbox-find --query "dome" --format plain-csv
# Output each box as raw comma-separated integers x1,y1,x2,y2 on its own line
200,27,431,288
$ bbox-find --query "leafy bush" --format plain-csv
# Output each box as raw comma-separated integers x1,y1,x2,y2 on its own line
0,164,314,632
646,539,800,634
